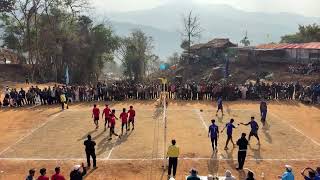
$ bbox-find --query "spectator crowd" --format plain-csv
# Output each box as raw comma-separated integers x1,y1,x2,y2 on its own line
1,80,320,108
289,63,320,75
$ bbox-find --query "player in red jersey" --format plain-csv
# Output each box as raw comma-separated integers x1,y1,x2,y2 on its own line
128,106,136,130
109,109,119,140
119,108,128,135
102,104,111,131
92,104,100,129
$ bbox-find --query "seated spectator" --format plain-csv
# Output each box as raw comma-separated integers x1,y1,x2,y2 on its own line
26,168,36,180
37,168,49,180
278,165,294,180
70,163,86,180
51,166,66,180
246,170,255,180
187,168,200,180
2,97,9,107
223,170,236,180
301,167,320,180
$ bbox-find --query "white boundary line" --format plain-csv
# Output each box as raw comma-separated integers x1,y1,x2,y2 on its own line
269,112,320,147
0,111,63,156
194,109,208,129
0,157,319,161
204,108,320,147
1,108,319,162
106,146,115,159
194,109,226,159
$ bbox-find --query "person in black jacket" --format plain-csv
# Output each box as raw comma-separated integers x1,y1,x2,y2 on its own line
70,163,86,180
84,135,96,168
236,133,248,170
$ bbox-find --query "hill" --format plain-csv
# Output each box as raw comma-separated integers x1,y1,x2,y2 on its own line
97,2,320,58
110,21,181,59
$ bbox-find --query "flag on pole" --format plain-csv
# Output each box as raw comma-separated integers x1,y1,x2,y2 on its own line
65,65,70,85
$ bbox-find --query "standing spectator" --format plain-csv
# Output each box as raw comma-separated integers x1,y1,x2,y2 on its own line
186,168,200,180
240,85,248,99
70,163,87,180
25,76,29,84
37,168,49,180
223,170,236,180
60,92,67,110
84,135,97,169
278,165,294,180
26,168,36,180
167,139,179,179
208,119,219,152
51,166,66,180
236,133,248,170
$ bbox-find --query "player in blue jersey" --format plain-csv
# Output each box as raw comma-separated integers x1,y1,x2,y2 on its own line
221,118,238,150
208,119,219,152
240,116,260,145
216,96,224,116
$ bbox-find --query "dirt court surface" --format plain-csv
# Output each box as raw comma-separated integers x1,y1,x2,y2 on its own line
0,100,319,180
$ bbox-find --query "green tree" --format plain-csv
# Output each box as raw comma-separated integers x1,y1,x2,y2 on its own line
240,31,250,46
281,24,320,43
0,0,119,84
117,29,154,81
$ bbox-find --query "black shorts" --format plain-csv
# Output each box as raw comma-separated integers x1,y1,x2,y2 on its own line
94,117,99,121
218,105,223,110
110,126,114,132
249,131,258,137
122,122,127,127
227,134,232,140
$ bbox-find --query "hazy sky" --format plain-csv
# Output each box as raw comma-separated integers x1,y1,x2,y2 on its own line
93,0,320,17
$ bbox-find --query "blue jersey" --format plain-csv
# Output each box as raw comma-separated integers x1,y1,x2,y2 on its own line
248,120,259,133
217,98,223,106
209,124,219,138
226,123,235,135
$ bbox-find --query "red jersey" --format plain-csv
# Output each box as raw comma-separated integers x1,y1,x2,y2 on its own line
37,176,49,180
120,112,128,123
51,174,66,180
109,116,116,126
128,109,135,118
92,107,100,118
103,108,111,118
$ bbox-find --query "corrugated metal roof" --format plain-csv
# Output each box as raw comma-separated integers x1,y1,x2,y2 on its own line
256,42,320,50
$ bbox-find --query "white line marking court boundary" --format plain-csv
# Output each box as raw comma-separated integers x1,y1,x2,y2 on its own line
1,108,319,161
0,111,63,156
0,157,319,161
